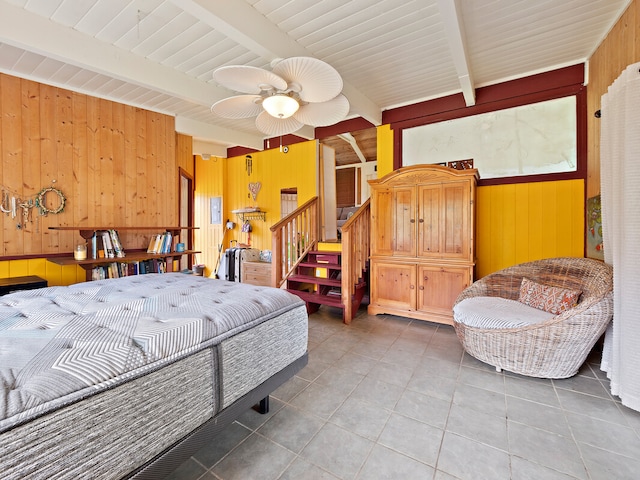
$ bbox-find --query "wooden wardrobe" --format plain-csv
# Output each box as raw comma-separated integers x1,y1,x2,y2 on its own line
367,165,478,325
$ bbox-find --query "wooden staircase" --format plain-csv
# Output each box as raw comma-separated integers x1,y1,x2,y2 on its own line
285,249,368,321
270,196,370,324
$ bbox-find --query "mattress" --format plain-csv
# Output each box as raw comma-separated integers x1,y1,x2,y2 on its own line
0,273,308,479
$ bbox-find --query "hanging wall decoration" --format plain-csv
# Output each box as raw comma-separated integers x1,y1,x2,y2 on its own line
248,182,261,202
0,180,66,232
36,184,66,216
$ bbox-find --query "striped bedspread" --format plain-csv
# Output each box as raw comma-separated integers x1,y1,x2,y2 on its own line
0,273,304,433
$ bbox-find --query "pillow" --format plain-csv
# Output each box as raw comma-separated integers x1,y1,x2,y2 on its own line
518,278,581,315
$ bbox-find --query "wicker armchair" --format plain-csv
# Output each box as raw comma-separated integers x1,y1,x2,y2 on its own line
452,257,613,378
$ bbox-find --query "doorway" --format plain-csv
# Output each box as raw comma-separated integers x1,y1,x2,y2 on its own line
281,187,298,218
179,168,194,271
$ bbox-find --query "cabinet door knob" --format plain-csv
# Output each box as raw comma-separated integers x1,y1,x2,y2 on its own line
410,219,415,223
419,219,424,223
419,286,424,290
410,285,415,289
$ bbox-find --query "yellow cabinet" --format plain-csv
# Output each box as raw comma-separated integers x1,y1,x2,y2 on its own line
368,165,478,325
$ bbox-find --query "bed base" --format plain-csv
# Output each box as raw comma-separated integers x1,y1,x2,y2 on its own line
127,352,308,479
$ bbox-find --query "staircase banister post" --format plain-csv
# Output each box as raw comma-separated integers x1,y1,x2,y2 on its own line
342,226,353,324
272,228,283,287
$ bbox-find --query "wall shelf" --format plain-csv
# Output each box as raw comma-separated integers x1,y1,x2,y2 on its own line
47,250,201,268
47,226,201,281
231,209,266,222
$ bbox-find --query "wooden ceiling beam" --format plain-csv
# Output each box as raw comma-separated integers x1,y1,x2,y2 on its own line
436,0,476,106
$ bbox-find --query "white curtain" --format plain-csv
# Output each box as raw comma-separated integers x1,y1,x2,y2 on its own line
600,62,640,412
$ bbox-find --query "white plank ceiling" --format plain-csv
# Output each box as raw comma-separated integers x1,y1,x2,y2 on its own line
0,0,630,157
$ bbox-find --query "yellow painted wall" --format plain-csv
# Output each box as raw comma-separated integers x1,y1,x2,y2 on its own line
475,179,584,278
376,124,394,178
0,258,84,286
195,140,318,277
195,137,584,281
194,154,226,278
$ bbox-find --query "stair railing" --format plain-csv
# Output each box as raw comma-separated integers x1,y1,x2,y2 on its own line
340,198,370,322
270,196,319,288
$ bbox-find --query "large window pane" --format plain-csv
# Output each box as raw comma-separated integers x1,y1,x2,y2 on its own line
402,96,577,179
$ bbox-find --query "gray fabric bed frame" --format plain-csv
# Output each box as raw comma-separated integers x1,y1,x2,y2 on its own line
129,353,308,479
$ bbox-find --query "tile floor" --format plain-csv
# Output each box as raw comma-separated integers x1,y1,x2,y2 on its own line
166,307,640,480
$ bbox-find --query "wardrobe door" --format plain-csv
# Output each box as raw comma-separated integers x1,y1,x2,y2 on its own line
440,180,471,261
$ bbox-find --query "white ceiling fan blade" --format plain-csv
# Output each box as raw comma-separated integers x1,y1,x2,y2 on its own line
213,65,287,94
211,95,263,119
272,57,343,103
255,111,304,136
294,94,350,127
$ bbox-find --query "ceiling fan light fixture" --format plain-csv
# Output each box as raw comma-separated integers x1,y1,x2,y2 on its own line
262,94,299,119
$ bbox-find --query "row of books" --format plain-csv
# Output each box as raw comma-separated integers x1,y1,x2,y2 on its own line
147,232,173,254
91,259,167,280
91,230,125,259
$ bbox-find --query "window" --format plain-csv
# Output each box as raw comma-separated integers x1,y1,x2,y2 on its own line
402,96,577,180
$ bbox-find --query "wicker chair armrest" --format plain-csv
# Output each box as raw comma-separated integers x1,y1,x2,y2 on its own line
454,272,524,306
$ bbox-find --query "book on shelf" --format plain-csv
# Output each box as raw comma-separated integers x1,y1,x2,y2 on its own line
160,231,172,254
109,229,125,258
146,232,174,254
101,231,115,258
147,234,160,254
91,258,168,280
92,233,105,259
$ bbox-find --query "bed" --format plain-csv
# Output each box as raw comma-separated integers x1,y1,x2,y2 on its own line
0,273,308,479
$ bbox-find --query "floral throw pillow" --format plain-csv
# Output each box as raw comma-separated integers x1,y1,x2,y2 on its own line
518,278,582,315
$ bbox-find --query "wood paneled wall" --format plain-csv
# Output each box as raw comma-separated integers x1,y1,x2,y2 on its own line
587,0,640,197
0,73,177,260
176,133,195,177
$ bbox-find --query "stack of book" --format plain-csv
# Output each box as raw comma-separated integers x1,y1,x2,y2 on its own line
146,232,173,254
91,230,125,259
91,259,167,280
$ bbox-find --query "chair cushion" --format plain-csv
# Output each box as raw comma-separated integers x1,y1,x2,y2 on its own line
453,296,555,329
518,278,581,314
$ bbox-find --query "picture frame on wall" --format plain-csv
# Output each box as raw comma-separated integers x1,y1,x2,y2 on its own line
210,196,222,225
586,194,604,260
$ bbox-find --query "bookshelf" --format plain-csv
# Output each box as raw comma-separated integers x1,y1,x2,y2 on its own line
47,227,200,281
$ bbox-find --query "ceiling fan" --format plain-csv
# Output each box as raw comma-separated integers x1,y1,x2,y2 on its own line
211,57,350,137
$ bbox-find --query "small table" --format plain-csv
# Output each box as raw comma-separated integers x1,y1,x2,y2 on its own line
241,261,272,286
0,276,48,295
